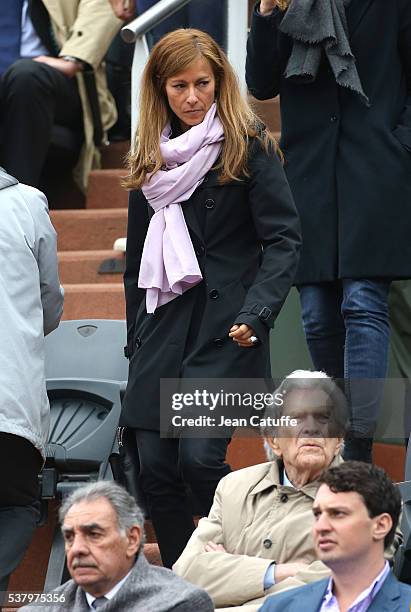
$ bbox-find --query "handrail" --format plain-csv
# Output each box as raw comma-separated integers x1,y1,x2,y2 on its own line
121,0,191,43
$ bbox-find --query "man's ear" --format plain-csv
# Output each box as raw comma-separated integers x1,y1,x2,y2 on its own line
266,436,283,459
334,438,344,457
126,525,142,558
372,513,392,544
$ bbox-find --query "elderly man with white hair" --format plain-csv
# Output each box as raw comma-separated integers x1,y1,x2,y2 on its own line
173,370,350,611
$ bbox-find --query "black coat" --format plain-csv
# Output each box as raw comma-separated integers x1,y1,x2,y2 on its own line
121,139,301,430
246,0,411,283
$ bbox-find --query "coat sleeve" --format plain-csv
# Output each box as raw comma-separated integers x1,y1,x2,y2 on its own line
124,190,150,358
246,4,282,100
394,0,411,151
232,139,301,342
59,0,123,68
173,478,274,608
29,189,64,336
173,588,214,612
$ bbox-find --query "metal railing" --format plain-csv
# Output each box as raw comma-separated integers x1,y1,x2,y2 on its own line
121,0,192,42
121,0,248,135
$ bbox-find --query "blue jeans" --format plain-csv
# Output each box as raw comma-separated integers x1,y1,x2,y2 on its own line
298,279,391,435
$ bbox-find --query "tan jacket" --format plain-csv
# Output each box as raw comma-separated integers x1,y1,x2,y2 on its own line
174,459,342,612
43,0,123,190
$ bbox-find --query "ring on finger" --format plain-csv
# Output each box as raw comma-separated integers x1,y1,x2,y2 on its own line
249,335,259,345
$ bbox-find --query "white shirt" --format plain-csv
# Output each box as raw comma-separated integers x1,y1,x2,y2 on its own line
20,0,49,58
85,570,133,610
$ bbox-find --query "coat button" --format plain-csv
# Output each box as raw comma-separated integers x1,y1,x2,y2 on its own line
280,493,288,503
135,337,142,349
213,338,224,348
263,538,272,549
209,289,219,299
196,245,206,257
205,198,215,209
330,115,338,122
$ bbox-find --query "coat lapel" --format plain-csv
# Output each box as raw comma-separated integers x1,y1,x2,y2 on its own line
368,572,402,611
346,0,375,38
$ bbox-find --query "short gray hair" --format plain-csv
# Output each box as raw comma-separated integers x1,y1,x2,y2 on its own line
263,369,349,440
59,481,145,546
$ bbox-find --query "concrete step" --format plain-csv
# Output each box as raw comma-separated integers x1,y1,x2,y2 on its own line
249,95,281,134
50,208,127,251
101,140,130,170
58,250,125,284
62,283,125,320
87,168,128,209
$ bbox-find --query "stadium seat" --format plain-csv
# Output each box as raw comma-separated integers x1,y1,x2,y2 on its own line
44,319,128,382
42,320,128,589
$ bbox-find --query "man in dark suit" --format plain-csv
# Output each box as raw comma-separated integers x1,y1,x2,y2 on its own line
19,481,213,612
260,461,411,611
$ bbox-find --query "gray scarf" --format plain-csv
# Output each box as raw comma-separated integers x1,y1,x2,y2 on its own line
279,0,369,105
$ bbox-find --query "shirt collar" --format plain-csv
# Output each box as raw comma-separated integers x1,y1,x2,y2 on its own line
248,455,343,497
323,561,390,608
283,469,294,487
85,568,133,609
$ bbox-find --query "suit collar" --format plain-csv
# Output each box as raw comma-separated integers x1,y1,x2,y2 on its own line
346,0,375,38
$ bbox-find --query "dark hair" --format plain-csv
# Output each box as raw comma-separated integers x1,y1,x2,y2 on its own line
319,461,401,548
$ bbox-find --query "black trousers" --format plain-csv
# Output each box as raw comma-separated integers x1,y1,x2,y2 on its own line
134,430,231,568
0,59,82,187
0,433,43,581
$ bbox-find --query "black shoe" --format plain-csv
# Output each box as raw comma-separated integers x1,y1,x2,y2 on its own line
343,435,373,463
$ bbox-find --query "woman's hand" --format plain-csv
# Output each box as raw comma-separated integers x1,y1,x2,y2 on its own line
229,324,259,348
259,0,277,16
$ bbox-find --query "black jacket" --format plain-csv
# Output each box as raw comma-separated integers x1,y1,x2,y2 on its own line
246,0,411,283
121,138,301,430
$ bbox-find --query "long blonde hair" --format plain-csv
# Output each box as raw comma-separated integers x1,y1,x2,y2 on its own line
124,29,278,189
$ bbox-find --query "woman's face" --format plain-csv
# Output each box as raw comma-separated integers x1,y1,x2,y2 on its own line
165,57,216,132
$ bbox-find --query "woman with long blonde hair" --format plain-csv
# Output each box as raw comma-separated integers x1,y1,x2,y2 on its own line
121,28,300,568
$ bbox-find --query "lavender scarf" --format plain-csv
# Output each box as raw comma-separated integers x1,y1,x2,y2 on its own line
138,103,224,313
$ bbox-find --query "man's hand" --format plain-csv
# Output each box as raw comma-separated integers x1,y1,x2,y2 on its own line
274,562,310,582
259,0,277,16
204,541,227,553
109,0,136,21
33,56,80,78
229,324,258,348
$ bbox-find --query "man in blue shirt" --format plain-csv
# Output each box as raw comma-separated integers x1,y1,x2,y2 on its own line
260,462,411,612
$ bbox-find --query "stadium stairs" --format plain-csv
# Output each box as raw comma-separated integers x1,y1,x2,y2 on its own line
4,98,405,605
